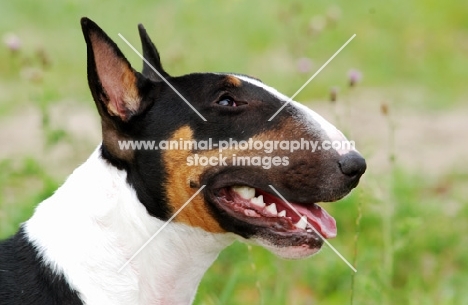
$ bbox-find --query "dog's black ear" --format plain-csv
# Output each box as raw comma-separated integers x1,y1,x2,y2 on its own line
81,17,152,122
138,24,170,82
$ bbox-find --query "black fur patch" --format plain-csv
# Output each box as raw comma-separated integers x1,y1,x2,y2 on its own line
121,73,289,222
0,228,83,305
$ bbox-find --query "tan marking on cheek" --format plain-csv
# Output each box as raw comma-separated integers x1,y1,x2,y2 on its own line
162,119,318,233
163,126,225,233
225,75,242,87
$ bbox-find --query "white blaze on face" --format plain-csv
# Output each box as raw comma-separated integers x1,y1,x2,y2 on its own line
233,74,355,155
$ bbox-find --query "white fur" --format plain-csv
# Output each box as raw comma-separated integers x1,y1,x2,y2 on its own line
234,74,354,155
25,147,234,305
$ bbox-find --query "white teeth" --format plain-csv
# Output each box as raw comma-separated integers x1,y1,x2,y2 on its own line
295,216,308,230
232,186,255,200
278,210,286,217
250,195,265,208
265,203,277,215
244,209,260,217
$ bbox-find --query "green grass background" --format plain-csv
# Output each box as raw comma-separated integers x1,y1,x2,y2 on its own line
1,1,467,304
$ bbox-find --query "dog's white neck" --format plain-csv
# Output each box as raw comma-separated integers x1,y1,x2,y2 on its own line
25,147,234,305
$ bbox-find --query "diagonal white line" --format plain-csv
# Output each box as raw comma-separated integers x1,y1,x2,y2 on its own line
268,185,357,272
118,33,207,122
118,185,206,273
268,34,356,121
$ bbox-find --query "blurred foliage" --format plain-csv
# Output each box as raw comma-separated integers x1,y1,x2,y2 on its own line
1,0,467,112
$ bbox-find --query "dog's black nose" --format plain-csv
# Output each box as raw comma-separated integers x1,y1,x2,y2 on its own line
338,151,367,178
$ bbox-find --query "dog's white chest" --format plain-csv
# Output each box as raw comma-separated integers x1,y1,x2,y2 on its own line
25,149,233,305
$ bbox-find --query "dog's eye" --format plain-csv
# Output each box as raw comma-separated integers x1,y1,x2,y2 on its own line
217,97,237,107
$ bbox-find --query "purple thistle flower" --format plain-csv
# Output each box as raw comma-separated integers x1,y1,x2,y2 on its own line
297,57,313,74
348,69,362,87
3,33,21,53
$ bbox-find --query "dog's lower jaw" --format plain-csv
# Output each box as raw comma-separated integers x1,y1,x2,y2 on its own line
24,146,234,305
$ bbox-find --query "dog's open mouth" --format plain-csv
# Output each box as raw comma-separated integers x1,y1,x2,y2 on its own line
211,185,337,247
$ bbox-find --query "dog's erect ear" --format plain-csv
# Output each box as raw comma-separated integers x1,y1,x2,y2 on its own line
81,17,152,122
138,24,170,82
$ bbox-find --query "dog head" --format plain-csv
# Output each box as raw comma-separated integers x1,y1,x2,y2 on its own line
81,18,366,259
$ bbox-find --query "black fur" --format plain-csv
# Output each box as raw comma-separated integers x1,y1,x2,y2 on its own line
138,24,170,81
0,228,83,305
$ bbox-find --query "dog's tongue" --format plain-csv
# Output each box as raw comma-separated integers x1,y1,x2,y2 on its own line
294,204,337,239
